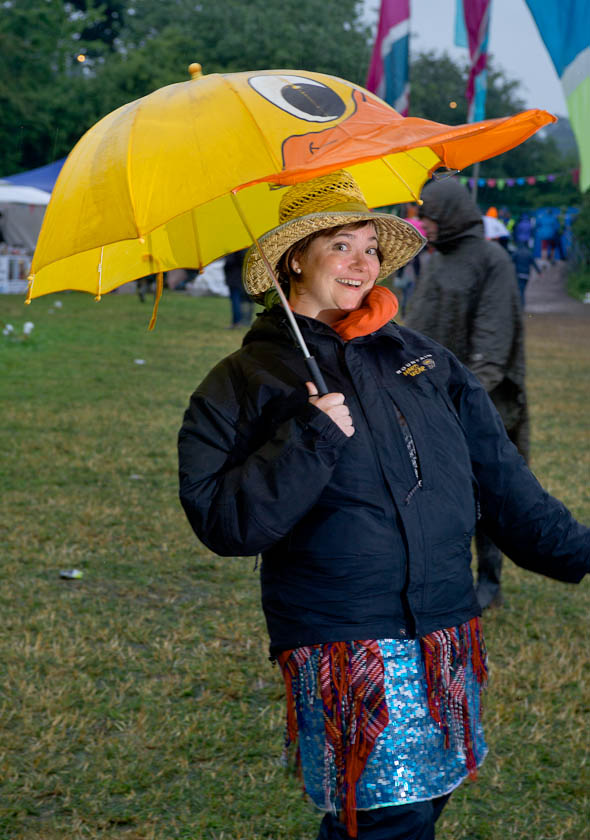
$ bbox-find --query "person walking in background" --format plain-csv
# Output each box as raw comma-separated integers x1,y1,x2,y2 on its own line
512,241,542,308
406,177,527,610
482,207,510,250
499,206,514,241
224,248,252,328
535,208,560,262
514,212,533,247
558,206,576,261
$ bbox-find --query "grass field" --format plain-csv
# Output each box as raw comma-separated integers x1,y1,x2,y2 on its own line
1,291,589,840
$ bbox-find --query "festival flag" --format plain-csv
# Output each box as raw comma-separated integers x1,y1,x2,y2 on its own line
366,0,410,115
455,0,492,122
524,0,590,191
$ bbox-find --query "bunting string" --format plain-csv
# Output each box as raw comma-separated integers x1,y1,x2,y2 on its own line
460,168,580,189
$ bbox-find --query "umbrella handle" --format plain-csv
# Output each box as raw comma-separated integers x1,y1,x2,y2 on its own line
305,356,328,396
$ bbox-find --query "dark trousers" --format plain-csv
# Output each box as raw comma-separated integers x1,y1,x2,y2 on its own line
316,793,451,839
517,274,528,308
229,287,244,325
229,287,253,326
475,525,503,609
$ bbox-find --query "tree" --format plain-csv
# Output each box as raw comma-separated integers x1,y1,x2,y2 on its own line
0,0,372,174
571,189,590,269
91,0,372,110
1,2,579,216
0,0,114,173
408,50,472,124
67,0,126,52
408,50,580,212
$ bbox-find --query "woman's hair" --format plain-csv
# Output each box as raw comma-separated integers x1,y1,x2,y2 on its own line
275,221,382,297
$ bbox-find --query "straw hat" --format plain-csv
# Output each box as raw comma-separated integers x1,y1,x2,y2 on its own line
242,170,425,297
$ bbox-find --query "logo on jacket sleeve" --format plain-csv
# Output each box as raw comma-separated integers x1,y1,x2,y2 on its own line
396,354,436,377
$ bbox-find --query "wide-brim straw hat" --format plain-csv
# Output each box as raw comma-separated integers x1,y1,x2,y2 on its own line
242,170,426,297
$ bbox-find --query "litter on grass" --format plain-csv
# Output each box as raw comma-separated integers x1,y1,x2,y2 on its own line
59,569,84,580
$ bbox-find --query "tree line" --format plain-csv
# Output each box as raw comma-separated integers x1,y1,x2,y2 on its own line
1,0,580,210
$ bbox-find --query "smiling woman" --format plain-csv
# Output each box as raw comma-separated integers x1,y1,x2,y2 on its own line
177,170,590,840
285,223,381,323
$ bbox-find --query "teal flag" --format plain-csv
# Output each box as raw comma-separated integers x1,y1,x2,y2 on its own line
525,0,590,191
454,1,468,47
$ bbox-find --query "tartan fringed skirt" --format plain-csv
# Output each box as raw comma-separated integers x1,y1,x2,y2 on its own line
277,618,488,839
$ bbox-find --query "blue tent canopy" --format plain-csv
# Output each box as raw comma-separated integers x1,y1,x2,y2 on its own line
2,158,65,193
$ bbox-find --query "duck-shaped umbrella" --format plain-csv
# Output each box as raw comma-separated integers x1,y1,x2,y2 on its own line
27,64,555,340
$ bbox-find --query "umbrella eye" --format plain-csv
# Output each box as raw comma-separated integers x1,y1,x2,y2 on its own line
248,74,346,123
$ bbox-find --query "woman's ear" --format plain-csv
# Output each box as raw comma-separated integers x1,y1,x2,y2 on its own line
291,261,302,275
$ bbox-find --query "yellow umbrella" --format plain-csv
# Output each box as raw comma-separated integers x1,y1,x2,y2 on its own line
27,64,555,329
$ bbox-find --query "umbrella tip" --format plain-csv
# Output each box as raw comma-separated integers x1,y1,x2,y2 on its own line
188,63,202,80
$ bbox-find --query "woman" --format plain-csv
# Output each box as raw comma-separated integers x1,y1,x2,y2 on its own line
178,171,589,840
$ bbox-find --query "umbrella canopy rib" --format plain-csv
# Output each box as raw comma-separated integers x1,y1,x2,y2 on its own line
125,99,142,237
223,75,285,175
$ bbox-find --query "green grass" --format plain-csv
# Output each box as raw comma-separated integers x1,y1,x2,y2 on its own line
1,292,589,839
566,267,590,302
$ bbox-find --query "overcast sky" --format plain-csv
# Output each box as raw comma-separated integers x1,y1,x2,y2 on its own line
362,0,568,116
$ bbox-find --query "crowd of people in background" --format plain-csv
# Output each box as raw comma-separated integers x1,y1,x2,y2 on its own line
394,193,579,318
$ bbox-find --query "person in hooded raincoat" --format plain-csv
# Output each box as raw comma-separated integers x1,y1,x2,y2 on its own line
405,177,527,610
514,213,533,247
178,171,589,840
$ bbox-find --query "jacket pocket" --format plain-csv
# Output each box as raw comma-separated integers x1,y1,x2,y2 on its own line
422,532,475,615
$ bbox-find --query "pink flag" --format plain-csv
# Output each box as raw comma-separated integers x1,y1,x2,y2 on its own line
366,0,411,115
461,0,492,118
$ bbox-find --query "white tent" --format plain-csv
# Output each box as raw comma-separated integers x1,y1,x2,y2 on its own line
0,184,51,204
0,184,50,293
0,184,50,251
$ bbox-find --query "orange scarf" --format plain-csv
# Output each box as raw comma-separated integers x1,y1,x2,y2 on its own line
330,285,399,341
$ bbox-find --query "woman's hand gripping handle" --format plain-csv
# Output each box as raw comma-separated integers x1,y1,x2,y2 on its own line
306,382,355,438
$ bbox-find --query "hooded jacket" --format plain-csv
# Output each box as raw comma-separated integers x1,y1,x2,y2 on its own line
178,308,589,655
405,179,525,429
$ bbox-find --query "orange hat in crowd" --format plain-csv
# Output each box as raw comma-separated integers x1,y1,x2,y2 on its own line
486,206,498,218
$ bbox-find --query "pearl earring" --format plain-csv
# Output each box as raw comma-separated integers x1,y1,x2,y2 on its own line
294,267,301,274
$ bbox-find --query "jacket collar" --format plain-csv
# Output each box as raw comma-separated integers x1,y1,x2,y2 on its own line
243,306,405,350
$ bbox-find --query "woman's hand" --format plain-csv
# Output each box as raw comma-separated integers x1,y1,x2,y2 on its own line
306,382,355,437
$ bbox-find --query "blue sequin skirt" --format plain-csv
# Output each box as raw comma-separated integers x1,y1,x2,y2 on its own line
291,637,487,812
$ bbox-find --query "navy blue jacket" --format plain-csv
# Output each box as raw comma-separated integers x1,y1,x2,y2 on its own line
512,245,541,278
178,308,589,654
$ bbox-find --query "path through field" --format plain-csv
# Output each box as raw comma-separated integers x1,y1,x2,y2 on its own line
525,259,590,317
